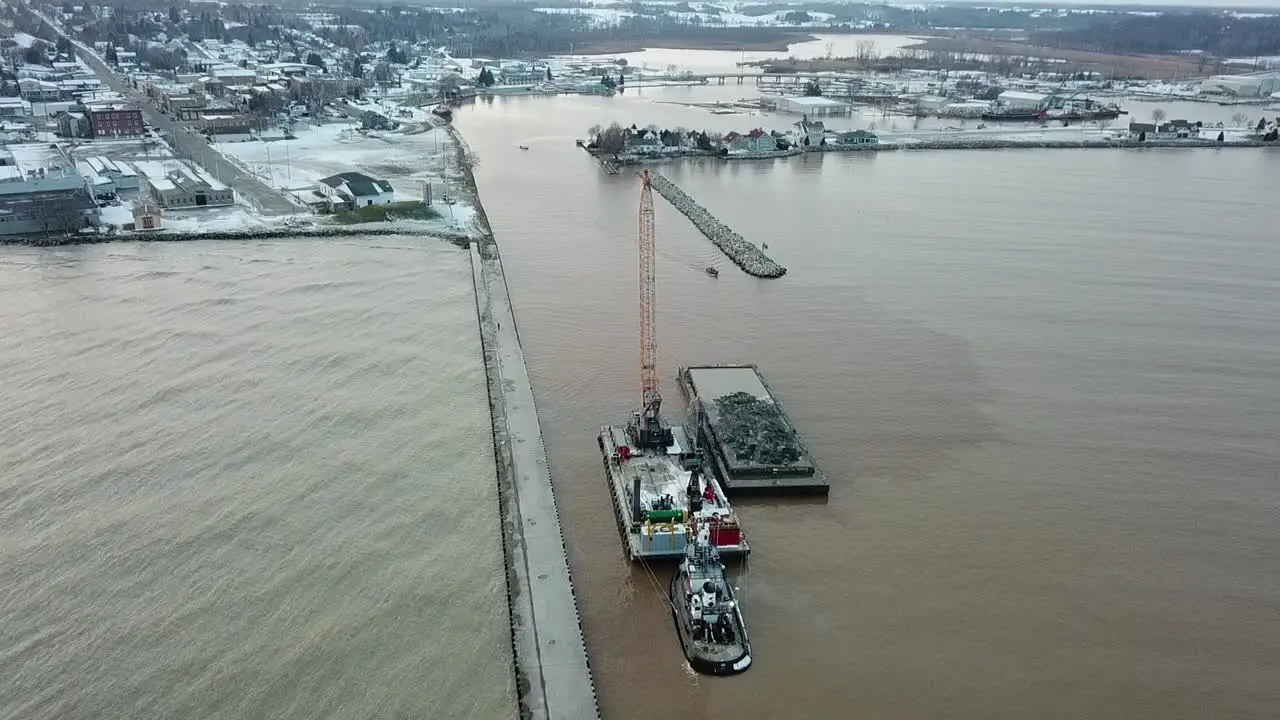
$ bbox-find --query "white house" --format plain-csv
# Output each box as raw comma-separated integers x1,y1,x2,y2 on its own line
318,171,395,209
626,129,663,153
793,117,826,148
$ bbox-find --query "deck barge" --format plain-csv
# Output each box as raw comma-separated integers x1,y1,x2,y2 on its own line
598,419,749,562
677,365,829,495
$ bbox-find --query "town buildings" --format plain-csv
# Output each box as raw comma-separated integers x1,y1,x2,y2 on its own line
54,103,143,138
85,103,143,137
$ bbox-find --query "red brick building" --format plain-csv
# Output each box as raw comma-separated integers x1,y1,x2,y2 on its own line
86,104,144,138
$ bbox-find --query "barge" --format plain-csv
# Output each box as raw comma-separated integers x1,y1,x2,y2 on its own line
598,400,749,562
678,365,829,495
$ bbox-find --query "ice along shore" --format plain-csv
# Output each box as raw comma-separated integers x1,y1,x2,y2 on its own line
454,126,601,720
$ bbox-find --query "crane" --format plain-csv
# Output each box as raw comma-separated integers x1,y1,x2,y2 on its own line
633,169,672,450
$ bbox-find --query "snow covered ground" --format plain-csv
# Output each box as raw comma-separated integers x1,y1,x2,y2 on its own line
199,107,480,235
214,117,453,203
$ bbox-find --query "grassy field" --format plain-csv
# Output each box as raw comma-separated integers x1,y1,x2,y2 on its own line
329,201,441,225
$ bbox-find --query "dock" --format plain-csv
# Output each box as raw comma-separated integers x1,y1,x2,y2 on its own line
471,239,600,720
647,172,786,279
678,365,829,495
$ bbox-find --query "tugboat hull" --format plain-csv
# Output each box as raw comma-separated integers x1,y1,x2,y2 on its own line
669,570,752,675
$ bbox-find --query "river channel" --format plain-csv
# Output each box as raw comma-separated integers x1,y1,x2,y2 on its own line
460,88,1280,719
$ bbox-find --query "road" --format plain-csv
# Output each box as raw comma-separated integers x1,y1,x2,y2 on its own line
32,10,299,216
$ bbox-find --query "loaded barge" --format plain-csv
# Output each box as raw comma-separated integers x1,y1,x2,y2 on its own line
599,399,749,562
678,365,828,495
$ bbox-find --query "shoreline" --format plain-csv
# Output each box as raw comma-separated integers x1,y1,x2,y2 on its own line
0,225,472,248
567,31,817,54
592,138,1278,169
453,125,600,720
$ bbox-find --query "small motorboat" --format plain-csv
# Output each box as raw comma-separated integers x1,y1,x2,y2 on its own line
670,522,752,675
519,144,530,150
705,267,719,277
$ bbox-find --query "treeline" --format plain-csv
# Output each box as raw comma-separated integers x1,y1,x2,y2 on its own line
1030,13,1280,58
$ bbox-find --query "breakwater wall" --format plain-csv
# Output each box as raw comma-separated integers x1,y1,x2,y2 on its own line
457,125,600,720
1,225,472,248
648,171,787,279
816,138,1278,152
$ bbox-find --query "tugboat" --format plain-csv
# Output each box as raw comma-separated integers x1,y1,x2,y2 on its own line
704,266,719,277
670,522,752,675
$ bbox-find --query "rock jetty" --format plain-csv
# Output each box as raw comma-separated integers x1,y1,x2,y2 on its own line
648,171,786,279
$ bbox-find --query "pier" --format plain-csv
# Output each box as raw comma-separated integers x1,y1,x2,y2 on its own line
470,237,599,720
647,171,786,279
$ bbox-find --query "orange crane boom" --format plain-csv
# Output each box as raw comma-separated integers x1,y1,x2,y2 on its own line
639,169,658,409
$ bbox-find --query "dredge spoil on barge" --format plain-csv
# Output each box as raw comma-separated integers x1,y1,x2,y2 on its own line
670,523,752,675
598,405,748,561
678,365,829,495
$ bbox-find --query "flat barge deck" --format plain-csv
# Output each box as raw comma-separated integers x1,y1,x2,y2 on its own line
598,420,749,562
677,364,829,495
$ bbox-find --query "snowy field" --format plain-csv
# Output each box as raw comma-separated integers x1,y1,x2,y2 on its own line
214,115,453,202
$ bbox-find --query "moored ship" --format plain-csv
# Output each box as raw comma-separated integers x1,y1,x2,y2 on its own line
670,522,752,675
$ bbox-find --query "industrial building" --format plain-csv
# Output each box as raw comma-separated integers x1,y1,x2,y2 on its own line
1200,72,1280,98
0,144,98,235
142,164,235,209
996,90,1049,109
775,95,853,116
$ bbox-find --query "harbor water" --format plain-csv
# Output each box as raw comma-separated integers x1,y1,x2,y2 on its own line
0,239,516,720
3,82,1278,720
460,91,1280,719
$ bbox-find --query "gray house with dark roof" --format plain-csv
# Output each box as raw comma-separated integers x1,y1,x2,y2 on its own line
318,172,395,210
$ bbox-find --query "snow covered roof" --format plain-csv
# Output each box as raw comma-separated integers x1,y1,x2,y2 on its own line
319,171,393,197
781,95,848,107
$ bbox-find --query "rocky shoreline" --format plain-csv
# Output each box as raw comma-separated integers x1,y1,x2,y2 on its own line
648,171,787,279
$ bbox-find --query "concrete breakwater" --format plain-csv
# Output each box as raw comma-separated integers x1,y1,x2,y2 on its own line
648,171,787,279
456,125,600,720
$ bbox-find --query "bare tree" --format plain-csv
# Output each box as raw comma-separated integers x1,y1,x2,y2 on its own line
824,42,834,60
595,122,628,154
437,74,460,98
855,40,879,66
1098,118,1113,131
1231,112,1248,127
1151,108,1167,126
587,124,602,140
33,190,89,235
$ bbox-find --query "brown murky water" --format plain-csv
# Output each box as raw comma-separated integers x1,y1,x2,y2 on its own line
462,92,1280,719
